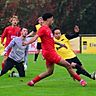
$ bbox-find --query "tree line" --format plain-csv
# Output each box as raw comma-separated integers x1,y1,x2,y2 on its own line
0,0,96,34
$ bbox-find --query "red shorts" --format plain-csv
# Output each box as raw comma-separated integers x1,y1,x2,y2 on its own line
42,50,61,66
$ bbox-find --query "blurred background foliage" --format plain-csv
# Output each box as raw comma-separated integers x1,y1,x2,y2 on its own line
0,0,96,34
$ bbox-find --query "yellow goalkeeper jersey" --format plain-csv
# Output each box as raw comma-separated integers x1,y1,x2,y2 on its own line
54,34,76,59
35,24,41,42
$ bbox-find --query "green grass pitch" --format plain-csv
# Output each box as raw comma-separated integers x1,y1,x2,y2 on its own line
0,54,96,96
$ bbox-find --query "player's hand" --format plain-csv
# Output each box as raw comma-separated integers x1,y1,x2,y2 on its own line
1,51,7,56
60,44,67,49
74,25,79,33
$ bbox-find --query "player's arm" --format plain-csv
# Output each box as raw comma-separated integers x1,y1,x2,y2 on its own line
23,34,38,45
27,31,36,37
2,38,15,55
55,41,67,49
1,28,7,46
65,25,79,40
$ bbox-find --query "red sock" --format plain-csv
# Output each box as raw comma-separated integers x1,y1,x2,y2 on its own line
2,63,5,70
73,74,81,81
32,75,41,84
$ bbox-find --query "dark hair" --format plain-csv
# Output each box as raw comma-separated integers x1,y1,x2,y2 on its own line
42,13,53,21
20,27,28,31
52,27,60,34
35,16,43,24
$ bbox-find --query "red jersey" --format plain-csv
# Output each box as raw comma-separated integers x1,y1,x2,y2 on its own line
1,26,21,47
37,25,55,52
37,25,61,65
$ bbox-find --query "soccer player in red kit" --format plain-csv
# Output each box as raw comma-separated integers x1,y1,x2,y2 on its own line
1,15,21,69
23,13,87,87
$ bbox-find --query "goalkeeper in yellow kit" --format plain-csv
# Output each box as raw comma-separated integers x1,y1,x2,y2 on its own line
53,25,95,80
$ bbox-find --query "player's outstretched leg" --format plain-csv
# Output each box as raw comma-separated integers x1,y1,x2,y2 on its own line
27,64,54,86
57,58,87,87
71,62,95,80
